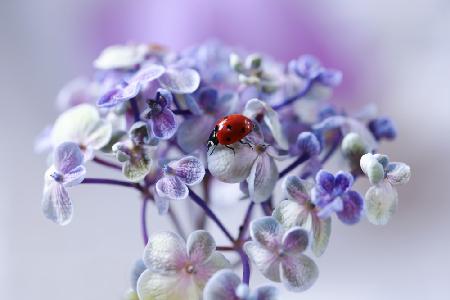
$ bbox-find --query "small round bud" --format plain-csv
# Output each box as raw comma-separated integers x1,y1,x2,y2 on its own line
296,132,321,157
341,132,368,157
369,117,397,140
229,53,243,72
360,153,385,185
245,53,262,70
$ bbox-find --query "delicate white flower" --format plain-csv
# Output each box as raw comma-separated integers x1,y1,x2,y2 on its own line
137,230,231,300
51,104,112,159
244,217,319,292
360,153,411,225
94,44,149,70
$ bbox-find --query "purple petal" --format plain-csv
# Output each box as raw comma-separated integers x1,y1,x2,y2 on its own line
186,230,215,264
280,254,318,292
131,64,165,84
282,175,311,204
315,170,335,194
54,142,84,174
154,193,170,215
62,165,86,187
158,68,200,94
169,156,205,186
249,217,283,251
155,88,173,108
253,286,278,300
203,269,241,300
97,87,122,107
317,69,343,87
290,55,322,79
176,116,215,153
244,241,281,282
42,182,73,225
317,198,343,219
197,88,219,112
156,175,188,200
282,227,309,254
151,109,178,139
334,171,353,194
337,190,364,225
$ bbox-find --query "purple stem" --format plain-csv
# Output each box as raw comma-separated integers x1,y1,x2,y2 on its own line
238,202,255,241
81,178,141,190
93,156,122,171
172,109,191,115
239,249,251,284
272,80,313,111
141,197,149,245
261,199,273,216
278,153,309,178
188,188,235,243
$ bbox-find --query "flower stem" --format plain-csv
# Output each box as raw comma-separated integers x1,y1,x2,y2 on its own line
188,188,235,243
260,198,273,216
81,178,142,191
141,197,149,245
92,156,122,171
272,80,313,111
238,202,254,241
239,249,251,285
172,109,191,115
168,207,186,240
278,153,309,178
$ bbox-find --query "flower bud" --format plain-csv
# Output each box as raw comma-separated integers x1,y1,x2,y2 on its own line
229,53,243,72
360,153,385,185
296,132,321,157
341,132,368,157
245,53,262,70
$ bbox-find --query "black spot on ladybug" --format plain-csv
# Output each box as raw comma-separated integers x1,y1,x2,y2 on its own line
226,137,231,141
227,125,232,130
241,127,245,133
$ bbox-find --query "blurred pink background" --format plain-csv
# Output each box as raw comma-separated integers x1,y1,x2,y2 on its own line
1,0,450,299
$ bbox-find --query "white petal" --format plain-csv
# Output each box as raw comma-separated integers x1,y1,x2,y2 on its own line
41,182,73,226
272,200,309,229
195,252,231,287
159,68,201,94
244,241,281,282
244,99,288,150
247,154,278,203
311,215,331,257
137,270,202,300
365,181,398,225
207,142,258,183
94,44,148,70
83,119,113,150
386,162,411,185
280,254,319,292
360,153,385,185
186,230,216,264
203,269,240,300
143,231,187,273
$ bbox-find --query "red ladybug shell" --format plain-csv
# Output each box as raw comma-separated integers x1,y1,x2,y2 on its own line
215,114,253,145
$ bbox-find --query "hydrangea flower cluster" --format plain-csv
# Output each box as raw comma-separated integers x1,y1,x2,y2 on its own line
37,41,411,299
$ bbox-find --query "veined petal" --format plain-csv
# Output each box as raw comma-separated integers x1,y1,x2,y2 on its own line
195,252,231,287
280,254,318,292
244,241,281,282
83,119,113,150
159,68,200,94
62,165,86,187
315,170,335,194
282,227,309,254
386,162,411,186
337,190,364,225
42,182,73,226
143,231,187,273
311,215,331,257
282,175,312,205
170,156,205,186
247,154,278,203
365,181,398,225
51,104,101,147
186,230,216,264
203,269,240,300
53,142,84,174
137,270,201,300
249,217,282,251
272,200,309,229
156,176,189,200
151,109,178,139
176,116,215,153
207,141,258,183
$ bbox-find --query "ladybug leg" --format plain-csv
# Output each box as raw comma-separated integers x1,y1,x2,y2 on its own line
239,139,253,149
209,145,217,155
225,145,235,156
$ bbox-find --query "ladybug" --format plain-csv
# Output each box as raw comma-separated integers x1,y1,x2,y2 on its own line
207,114,254,154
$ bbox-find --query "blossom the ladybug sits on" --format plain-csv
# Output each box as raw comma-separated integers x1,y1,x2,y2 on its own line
207,114,254,155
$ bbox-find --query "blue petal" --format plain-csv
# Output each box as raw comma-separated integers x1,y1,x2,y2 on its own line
203,269,241,300
315,170,335,194
54,142,84,174
334,171,353,195
337,190,364,225
150,109,178,139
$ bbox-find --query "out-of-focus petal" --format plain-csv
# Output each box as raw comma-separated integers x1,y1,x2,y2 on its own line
154,193,170,215
176,116,215,153
131,64,166,84
249,217,282,251
272,200,309,229
151,109,178,140
254,286,278,300
195,252,231,287
365,181,398,225
282,227,309,253
244,241,281,282
337,191,364,225
311,215,331,257
131,259,147,291
83,119,113,150
123,145,154,182
386,162,411,186
143,231,187,273
53,142,84,174
169,156,205,186
41,182,72,226
360,153,385,185
94,44,148,70
203,269,240,300
317,69,342,87
156,176,189,200
247,154,278,203
186,230,216,264
289,55,322,80
207,142,258,183
137,270,202,300
159,68,200,94
282,175,311,205
280,254,318,292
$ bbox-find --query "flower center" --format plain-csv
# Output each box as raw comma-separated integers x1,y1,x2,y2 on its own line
254,143,267,154
185,264,195,274
50,172,64,183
